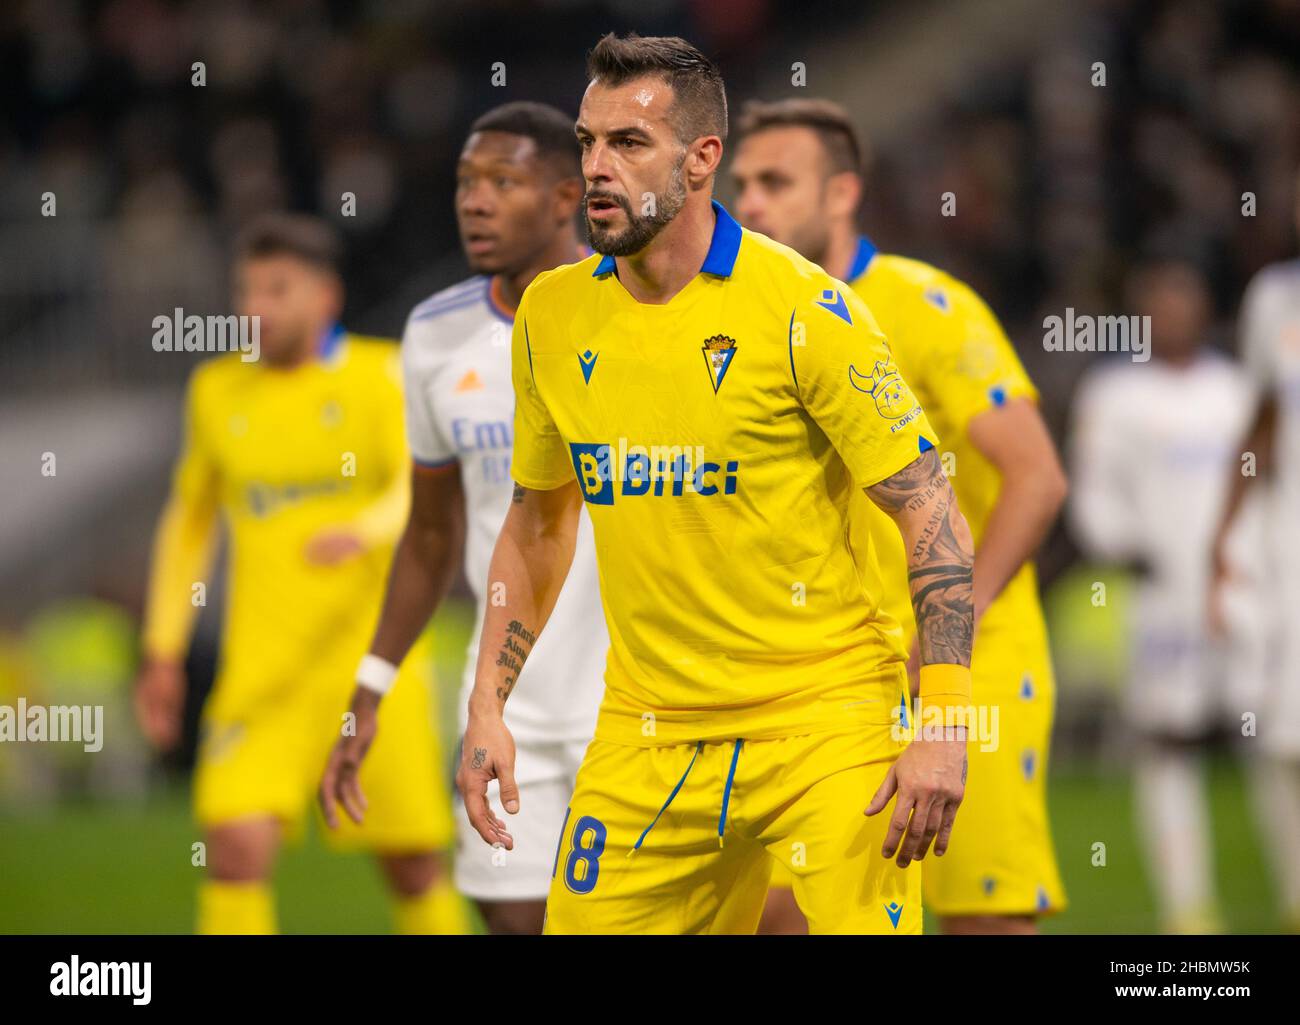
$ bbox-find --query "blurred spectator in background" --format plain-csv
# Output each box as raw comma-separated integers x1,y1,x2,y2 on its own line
1068,258,1266,933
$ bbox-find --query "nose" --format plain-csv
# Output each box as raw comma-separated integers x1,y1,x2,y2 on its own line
458,179,494,218
583,140,614,188
734,187,762,227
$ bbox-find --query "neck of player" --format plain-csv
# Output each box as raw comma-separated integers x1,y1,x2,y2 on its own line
616,195,717,305
265,324,332,369
494,227,583,311
821,224,860,284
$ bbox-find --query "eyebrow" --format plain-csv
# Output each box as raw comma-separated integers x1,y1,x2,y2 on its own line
575,122,655,142
456,155,530,172
732,166,791,182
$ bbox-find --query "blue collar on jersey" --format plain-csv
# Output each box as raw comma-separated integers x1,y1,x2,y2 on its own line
846,235,877,283
591,200,743,279
317,322,346,361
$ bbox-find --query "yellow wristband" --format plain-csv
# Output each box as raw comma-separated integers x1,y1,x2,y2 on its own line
917,664,973,731
919,663,972,701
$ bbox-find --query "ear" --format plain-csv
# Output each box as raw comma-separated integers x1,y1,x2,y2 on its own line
686,135,724,189
553,176,584,222
323,272,345,320
824,171,862,222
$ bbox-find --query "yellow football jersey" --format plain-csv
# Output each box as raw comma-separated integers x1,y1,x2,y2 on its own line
143,328,411,713
511,203,938,747
843,239,1044,641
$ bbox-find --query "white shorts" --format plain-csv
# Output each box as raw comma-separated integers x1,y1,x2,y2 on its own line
1126,646,1242,738
1125,590,1267,739
452,737,589,902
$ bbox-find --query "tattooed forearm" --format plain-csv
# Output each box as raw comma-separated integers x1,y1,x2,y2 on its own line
866,450,974,667
866,450,945,516
494,618,537,704
512,483,527,504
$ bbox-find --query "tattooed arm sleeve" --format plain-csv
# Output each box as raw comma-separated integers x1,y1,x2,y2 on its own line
865,449,975,667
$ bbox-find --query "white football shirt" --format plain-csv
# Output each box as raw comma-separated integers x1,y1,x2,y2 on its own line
1238,258,1300,752
401,275,606,743
1240,259,1300,584
1069,351,1265,732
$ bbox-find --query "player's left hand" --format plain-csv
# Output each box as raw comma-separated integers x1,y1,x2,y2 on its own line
305,528,366,565
865,727,966,868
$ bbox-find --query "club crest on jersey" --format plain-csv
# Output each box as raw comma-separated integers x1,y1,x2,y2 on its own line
849,359,915,421
701,334,737,393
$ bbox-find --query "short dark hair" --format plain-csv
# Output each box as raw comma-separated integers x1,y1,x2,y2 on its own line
468,101,581,177
586,33,728,145
233,212,343,275
735,98,863,176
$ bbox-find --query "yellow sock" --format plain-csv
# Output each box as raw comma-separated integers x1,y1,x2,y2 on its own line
196,880,277,935
391,875,472,935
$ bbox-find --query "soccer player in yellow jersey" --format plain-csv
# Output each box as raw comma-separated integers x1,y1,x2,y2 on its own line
457,34,976,935
732,98,1069,935
135,214,462,934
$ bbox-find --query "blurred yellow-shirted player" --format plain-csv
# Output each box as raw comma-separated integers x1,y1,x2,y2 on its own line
135,214,462,934
733,99,1069,934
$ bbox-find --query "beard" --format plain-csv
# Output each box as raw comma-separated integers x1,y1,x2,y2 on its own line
585,158,688,257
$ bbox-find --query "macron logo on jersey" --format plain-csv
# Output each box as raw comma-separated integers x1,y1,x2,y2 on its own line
815,288,852,325
579,348,599,384
569,442,738,506
923,287,950,312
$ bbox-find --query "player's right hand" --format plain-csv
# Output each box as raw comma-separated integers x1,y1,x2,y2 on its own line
318,687,380,829
456,712,519,850
133,657,185,752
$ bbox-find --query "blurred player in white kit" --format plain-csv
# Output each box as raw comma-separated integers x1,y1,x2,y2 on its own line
1209,175,1300,932
1071,259,1266,934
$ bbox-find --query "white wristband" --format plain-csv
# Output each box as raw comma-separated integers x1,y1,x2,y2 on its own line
356,654,399,696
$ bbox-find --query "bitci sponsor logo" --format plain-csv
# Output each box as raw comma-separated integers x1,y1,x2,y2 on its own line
569,440,738,506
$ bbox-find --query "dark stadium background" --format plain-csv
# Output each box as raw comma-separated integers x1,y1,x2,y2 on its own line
0,0,1296,933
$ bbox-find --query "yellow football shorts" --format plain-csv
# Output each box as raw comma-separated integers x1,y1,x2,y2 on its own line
544,725,921,934
920,630,1067,917
193,635,452,853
